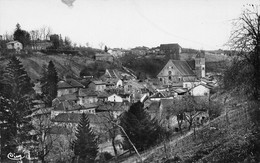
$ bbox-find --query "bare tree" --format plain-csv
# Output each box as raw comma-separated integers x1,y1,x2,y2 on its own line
31,108,56,163
40,26,52,40
98,111,120,157
99,42,105,50
228,5,260,100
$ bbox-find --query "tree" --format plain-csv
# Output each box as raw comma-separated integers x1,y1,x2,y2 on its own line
120,101,162,152
41,61,58,107
226,5,260,100
30,108,55,163
49,34,60,49
72,113,98,162
0,56,34,157
64,36,72,48
99,111,120,156
104,46,108,53
13,23,31,47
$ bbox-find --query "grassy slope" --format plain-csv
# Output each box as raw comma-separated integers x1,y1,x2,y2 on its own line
0,53,95,82
142,92,254,163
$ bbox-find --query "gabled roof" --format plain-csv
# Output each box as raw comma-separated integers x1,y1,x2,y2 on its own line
57,93,78,101
172,88,188,94
58,81,72,89
157,59,195,77
52,112,110,124
58,79,84,89
66,78,85,88
150,92,166,98
78,89,98,97
6,41,22,44
189,83,212,90
97,102,129,111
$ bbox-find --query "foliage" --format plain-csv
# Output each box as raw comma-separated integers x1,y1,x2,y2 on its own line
41,60,58,107
226,5,260,100
31,111,54,163
104,46,108,53
0,56,34,157
13,23,31,47
172,96,207,130
80,61,120,78
64,36,72,48
49,34,60,49
208,101,222,120
120,101,163,152
119,53,166,78
72,113,98,162
97,152,113,162
1,56,34,98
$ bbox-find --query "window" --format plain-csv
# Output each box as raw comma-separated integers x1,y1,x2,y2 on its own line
169,76,172,80
202,67,205,70
168,71,172,75
159,78,162,82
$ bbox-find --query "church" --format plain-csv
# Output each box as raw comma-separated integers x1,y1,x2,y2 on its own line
157,52,205,86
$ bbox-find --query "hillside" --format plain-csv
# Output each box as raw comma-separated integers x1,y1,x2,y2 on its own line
0,52,119,82
120,52,231,79
118,92,260,163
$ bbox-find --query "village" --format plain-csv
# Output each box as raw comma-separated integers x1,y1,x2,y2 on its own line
1,1,260,162
0,37,222,162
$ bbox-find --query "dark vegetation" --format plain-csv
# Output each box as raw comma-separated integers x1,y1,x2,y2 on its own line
119,53,167,78
120,102,166,153
0,56,35,160
72,113,98,163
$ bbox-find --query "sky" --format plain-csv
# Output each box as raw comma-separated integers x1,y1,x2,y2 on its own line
0,0,259,50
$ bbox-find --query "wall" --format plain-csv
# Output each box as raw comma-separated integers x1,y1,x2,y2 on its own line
107,94,123,102
57,88,77,97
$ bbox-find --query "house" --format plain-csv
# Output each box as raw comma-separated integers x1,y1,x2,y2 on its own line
108,48,125,58
171,88,188,99
124,80,145,94
160,43,182,60
188,84,211,102
88,81,107,92
32,40,53,50
107,93,124,103
96,102,130,119
183,80,200,89
6,41,23,52
150,92,168,101
105,78,123,89
51,100,97,118
157,59,197,85
57,78,85,97
107,93,131,103
95,53,114,62
77,89,98,106
51,112,108,134
130,46,149,56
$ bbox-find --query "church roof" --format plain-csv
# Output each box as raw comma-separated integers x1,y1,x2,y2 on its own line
157,59,195,77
